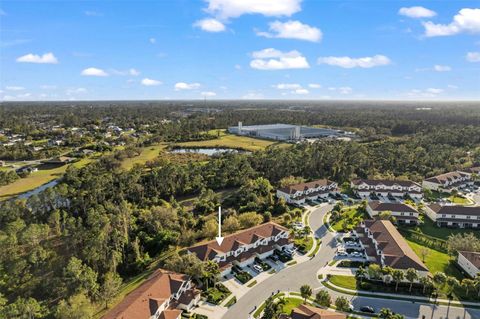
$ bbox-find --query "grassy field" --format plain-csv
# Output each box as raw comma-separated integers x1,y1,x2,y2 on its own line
120,143,167,170
447,195,471,205
328,275,357,290
407,217,479,240
176,130,286,152
281,297,304,315
406,239,463,279
0,158,92,200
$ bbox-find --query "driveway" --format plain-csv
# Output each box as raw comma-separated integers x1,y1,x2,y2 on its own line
222,204,480,319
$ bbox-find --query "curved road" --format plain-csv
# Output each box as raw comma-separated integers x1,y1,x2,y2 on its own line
223,204,480,319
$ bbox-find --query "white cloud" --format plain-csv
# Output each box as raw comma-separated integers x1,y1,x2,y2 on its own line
84,11,103,17
308,83,321,89
194,18,226,32
40,85,57,89
433,65,451,72
175,82,201,90
149,38,156,44
66,87,87,95
317,55,391,68
242,92,264,99
407,88,444,98
447,84,459,89
250,48,309,70
0,9,6,16
328,86,353,94
423,8,480,37
398,6,436,18
292,88,309,95
273,83,302,89
201,91,217,97
6,86,25,91
16,52,58,64
257,20,322,42
81,67,109,76
205,0,301,20
234,64,242,70
466,51,480,62
111,68,140,76
141,78,162,86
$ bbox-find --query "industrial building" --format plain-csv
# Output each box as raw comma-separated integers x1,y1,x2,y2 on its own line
227,122,354,141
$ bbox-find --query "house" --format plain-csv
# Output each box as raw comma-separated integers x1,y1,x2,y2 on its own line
103,269,200,319
351,179,422,200
41,156,74,165
279,305,346,319
460,166,480,175
354,220,429,275
366,201,420,225
15,165,38,174
276,179,338,205
422,171,473,193
424,204,480,228
187,222,293,276
457,251,480,278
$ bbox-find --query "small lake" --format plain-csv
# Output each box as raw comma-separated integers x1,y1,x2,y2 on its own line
17,179,59,199
170,148,244,156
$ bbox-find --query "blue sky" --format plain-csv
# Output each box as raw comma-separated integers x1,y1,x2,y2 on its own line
1,0,479,101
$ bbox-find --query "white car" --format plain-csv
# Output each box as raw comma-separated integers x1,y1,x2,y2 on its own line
337,252,348,257
284,248,295,256
252,265,263,273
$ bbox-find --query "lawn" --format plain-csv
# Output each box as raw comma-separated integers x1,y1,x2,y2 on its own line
328,275,357,290
447,195,471,205
330,205,367,232
175,130,286,152
120,143,167,170
406,217,479,241
0,158,92,200
405,239,464,279
281,297,304,315
294,236,313,254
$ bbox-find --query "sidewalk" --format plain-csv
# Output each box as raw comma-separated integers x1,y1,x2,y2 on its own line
322,278,480,308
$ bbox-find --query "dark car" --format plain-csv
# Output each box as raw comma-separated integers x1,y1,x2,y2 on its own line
360,306,375,313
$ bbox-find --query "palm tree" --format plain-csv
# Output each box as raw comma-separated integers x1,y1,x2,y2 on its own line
433,271,447,287
202,261,220,290
446,276,459,298
300,284,313,303
378,308,394,319
419,276,432,294
261,297,286,319
392,270,404,292
461,278,475,296
315,290,331,307
475,275,480,298
406,268,418,292
355,266,367,284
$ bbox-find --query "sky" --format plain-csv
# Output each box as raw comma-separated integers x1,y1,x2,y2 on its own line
1,0,480,101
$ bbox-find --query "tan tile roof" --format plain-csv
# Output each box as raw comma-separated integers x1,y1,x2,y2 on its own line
459,251,480,268
103,269,189,319
187,222,289,261
424,171,469,184
289,304,346,319
352,179,420,188
279,179,336,195
362,220,428,272
427,204,480,216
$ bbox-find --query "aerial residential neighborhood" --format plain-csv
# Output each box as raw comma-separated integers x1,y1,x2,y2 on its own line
2,1,480,319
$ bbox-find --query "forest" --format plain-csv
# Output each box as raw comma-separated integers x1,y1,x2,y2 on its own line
1,100,480,317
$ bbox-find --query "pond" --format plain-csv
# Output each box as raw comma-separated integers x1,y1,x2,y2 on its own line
170,148,245,156
17,179,59,199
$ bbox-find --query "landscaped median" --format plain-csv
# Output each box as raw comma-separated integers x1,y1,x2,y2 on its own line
321,275,480,308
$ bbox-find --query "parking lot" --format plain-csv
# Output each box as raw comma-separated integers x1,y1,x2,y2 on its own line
335,236,367,261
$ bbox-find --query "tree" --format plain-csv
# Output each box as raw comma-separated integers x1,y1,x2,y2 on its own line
419,276,433,294
392,269,404,292
56,293,94,319
261,297,285,319
300,284,312,303
420,247,429,262
433,272,447,287
378,211,392,220
446,276,459,297
1,297,46,319
405,268,418,292
461,278,475,296
315,290,331,307
223,215,240,232
99,271,122,309
63,257,99,299
201,261,220,290
378,308,405,319
334,296,350,312
238,212,263,228
367,264,381,279
355,266,367,284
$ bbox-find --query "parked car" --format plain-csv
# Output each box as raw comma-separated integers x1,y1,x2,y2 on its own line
284,248,295,256
360,306,375,313
252,265,263,273
336,252,348,257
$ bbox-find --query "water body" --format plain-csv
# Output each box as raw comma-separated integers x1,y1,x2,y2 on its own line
170,148,244,156
17,179,59,199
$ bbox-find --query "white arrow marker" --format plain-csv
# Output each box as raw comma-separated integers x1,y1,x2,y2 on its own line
215,206,224,246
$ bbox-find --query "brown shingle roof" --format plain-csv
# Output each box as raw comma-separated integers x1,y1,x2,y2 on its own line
363,220,428,272
187,222,289,261
289,304,346,319
368,201,418,213
427,204,480,217
103,269,189,319
424,171,469,184
459,251,480,268
279,179,335,195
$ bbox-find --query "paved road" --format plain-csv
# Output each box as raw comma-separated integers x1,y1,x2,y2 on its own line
223,205,480,319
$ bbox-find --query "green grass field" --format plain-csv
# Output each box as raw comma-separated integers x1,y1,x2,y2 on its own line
328,275,357,290
0,158,92,200
408,217,479,240
406,239,463,279
447,195,471,205
120,144,167,170
176,130,286,152
330,205,367,232
281,297,304,315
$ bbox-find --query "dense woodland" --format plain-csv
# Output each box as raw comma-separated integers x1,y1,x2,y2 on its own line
1,101,480,317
